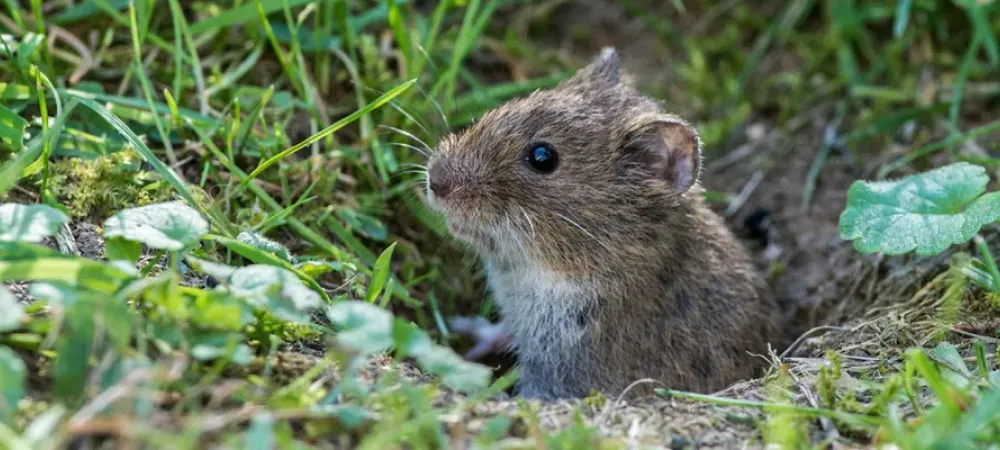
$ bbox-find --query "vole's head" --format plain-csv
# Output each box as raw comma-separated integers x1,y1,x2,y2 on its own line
426,48,703,270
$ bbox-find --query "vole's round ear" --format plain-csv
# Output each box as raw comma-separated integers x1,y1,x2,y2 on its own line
623,116,702,194
570,47,621,85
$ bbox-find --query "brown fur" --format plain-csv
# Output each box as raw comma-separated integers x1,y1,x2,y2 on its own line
427,48,781,399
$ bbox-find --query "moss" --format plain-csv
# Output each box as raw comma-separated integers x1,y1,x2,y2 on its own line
47,149,171,221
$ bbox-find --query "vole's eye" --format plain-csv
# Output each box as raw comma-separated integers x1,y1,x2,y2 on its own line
525,142,558,173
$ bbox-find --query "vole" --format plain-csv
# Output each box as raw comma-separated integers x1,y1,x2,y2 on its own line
426,48,781,399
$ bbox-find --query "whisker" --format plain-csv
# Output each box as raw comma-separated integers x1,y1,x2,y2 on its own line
504,213,532,265
518,205,536,239
378,125,435,155
551,211,613,254
412,50,450,131
385,141,430,158
361,85,440,143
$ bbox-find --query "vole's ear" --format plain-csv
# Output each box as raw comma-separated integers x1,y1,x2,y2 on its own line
570,47,621,85
624,116,701,193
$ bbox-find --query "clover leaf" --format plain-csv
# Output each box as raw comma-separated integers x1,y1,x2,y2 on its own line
840,162,1000,256
103,201,208,251
0,203,69,243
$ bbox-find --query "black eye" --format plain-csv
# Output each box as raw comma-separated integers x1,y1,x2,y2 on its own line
525,142,559,173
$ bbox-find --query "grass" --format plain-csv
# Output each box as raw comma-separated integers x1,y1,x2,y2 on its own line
1,0,1000,448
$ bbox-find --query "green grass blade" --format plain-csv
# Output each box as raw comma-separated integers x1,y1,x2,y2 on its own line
365,242,397,303
950,31,984,126
656,388,880,429
128,2,179,166
240,79,416,188
386,0,412,67
879,117,1000,176
167,0,209,114
893,0,913,37
963,0,999,67
189,0,314,34
0,100,78,197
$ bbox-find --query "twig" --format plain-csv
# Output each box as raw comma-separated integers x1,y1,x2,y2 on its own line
48,25,94,84
656,389,880,428
780,326,850,359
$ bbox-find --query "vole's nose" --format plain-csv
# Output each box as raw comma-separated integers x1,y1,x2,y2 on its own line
430,179,453,199
428,164,454,199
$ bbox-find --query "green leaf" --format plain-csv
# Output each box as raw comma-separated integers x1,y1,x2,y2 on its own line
840,163,1000,256
105,237,142,264
326,301,394,354
392,319,433,356
204,235,330,304
414,346,491,393
52,297,97,400
103,201,209,251
294,259,356,278
0,254,133,294
0,347,25,424
929,341,972,388
0,241,61,260
325,302,491,393
245,412,276,450
190,341,252,365
0,203,69,243
236,231,293,262
365,242,396,303
0,104,28,149
189,289,256,331
0,99,78,199
0,286,26,332
187,258,322,322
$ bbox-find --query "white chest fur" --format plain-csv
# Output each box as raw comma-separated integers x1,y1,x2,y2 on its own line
484,261,592,355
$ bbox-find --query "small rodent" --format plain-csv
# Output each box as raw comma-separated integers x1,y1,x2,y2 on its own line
426,48,781,399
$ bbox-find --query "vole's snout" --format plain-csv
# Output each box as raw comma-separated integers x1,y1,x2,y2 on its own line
427,162,454,199
429,177,453,199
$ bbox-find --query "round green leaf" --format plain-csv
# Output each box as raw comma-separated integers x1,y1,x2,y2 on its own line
187,258,321,322
0,286,25,332
0,203,69,243
103,201,208,251
415,347,492,393
840,162,1000,256
236,231,292,262
326,301,394,354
